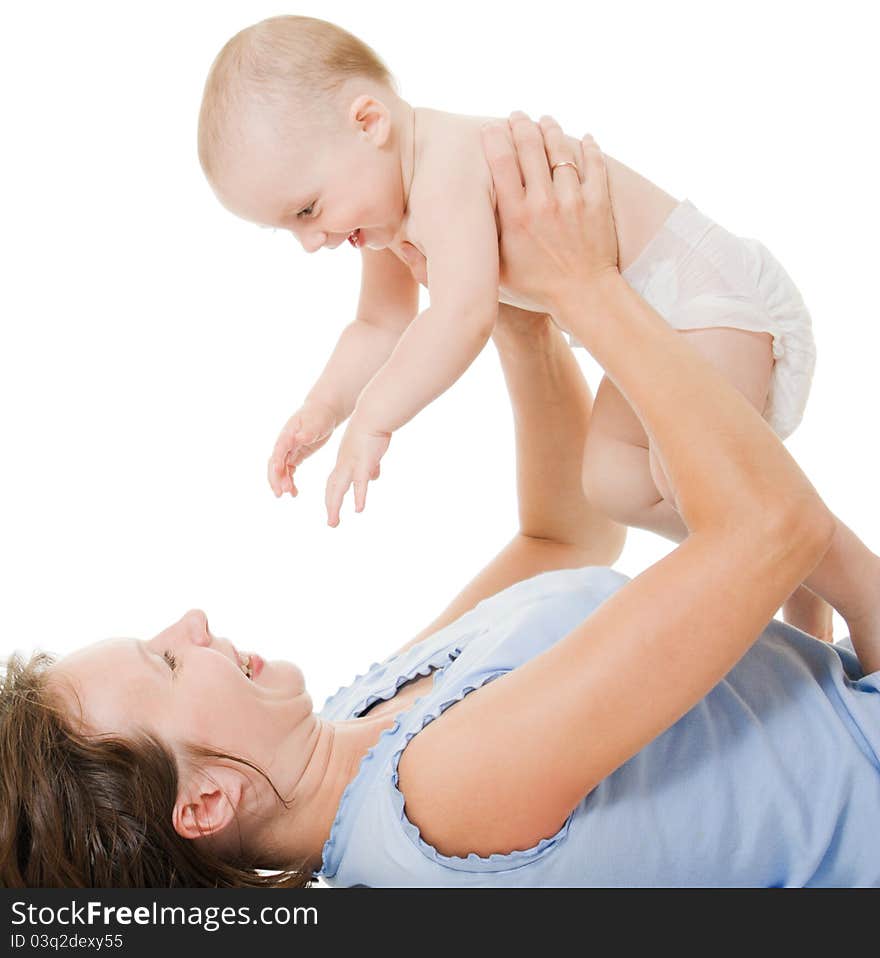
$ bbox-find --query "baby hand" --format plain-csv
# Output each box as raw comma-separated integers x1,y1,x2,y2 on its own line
267,400,338,498
325,418,391,527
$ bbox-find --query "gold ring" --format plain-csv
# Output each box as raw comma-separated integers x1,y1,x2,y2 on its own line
551,161,581,180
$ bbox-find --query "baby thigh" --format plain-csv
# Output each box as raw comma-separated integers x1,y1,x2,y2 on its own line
581,326,775,541
581,376,688,540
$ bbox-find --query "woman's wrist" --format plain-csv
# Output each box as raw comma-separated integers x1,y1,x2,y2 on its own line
550,268,626,345
492,308,556,358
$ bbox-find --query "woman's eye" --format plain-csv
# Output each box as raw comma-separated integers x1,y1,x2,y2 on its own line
297,203,315,218
163,650,178,672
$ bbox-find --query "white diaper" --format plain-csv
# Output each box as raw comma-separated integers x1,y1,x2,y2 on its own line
569,199,817,439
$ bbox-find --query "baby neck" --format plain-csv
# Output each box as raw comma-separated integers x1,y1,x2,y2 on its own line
396,99,418,214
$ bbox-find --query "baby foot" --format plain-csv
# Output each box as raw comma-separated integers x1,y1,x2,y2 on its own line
782,585,834,642
842,601,880,675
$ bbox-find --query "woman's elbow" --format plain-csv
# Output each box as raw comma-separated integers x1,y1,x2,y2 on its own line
751,491,836,572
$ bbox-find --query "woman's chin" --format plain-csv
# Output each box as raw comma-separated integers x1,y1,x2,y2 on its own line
261,660,307,695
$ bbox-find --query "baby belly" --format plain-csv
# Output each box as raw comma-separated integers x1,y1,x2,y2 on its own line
497,287,547,313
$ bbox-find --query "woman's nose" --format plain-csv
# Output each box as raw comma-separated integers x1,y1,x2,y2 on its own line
181,609,212,645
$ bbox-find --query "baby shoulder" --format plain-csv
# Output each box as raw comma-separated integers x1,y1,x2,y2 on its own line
412,110,494,208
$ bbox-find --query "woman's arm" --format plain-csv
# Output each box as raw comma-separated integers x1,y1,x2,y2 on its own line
389,306,626,657
396,117,836,858
495,306,626,553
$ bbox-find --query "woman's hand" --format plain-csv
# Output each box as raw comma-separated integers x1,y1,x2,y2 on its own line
481,112,620,323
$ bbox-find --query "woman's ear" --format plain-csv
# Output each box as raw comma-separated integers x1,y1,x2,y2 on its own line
348,94,391,147
172,765,243,841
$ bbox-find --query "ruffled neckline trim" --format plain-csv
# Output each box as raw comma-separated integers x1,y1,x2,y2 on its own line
313,642,469,880
319,646,411,719
387,670,575,873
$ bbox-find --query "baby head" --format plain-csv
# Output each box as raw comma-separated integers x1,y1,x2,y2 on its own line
199,15,411,252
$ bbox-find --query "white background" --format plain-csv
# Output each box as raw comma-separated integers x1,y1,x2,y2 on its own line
3,1,878,714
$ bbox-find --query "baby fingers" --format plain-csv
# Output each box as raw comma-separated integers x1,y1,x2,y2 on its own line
284,461,299,497
325,468,352,527
267,455,286,497
354,476,369,513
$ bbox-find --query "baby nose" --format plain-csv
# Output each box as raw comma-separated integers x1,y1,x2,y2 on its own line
301,231,327,254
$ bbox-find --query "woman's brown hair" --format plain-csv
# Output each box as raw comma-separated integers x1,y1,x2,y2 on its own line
0,650,313,887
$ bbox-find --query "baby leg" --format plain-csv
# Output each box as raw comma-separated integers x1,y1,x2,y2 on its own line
795,516,880,670
665,328,838,641
581,374,687,540
584,326,774,530
646,325,776,498
582,325,835,638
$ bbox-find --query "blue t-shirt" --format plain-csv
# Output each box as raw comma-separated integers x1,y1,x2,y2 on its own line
314,567,880,887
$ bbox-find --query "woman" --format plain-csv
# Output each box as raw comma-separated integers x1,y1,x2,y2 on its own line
2,117,877,888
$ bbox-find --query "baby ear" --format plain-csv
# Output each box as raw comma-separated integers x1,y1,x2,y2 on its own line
172,765,243,841
348,94,392,146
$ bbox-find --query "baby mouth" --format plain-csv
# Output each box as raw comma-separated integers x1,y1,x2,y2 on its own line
347,229,361,248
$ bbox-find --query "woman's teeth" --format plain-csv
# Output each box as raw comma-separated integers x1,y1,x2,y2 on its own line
238,653,253,680
348,229,361,248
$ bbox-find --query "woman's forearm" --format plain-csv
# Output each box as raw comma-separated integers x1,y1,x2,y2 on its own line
390,311,626,657
560,274,834,545
492,307,625,561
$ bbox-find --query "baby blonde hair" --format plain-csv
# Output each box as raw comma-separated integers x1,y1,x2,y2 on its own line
198,15,398,181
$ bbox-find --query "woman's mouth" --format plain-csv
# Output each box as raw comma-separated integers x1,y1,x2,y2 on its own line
249,654,264,679
347,229,361,249
234,649,264,680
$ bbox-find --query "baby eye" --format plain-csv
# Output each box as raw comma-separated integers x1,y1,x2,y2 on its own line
163,650,178,672
297,203,315,218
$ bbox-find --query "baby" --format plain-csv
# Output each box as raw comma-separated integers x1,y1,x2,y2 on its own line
198,15,880,647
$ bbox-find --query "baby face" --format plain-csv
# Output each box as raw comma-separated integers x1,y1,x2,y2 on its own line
212,105,407,253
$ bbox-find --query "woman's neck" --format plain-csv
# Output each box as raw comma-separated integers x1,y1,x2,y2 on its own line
260,713,398,875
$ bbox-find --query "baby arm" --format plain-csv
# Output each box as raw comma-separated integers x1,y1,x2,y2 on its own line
325,189,500,525
268,247,418,496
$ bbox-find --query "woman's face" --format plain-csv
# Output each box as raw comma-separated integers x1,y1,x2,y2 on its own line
50,610,312,767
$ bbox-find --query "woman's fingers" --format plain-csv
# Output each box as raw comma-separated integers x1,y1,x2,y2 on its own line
581,134,609,209
579,133,619,271
480,121,523,224
508,111,553,204
538,115,582,206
